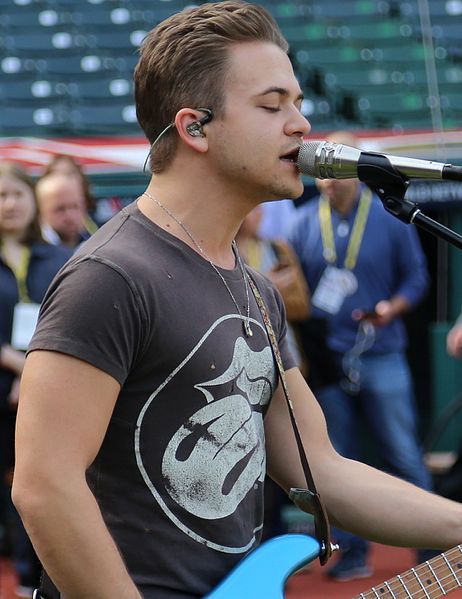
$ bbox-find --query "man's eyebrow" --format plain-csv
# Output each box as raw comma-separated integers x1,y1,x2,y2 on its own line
258,87,304,101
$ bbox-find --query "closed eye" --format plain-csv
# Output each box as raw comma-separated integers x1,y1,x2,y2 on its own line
262,106,280,113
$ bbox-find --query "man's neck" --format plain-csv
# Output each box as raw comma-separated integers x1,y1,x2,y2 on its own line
330,188,361,217
1,234,27,271
1,232,23,247
138,175,257,269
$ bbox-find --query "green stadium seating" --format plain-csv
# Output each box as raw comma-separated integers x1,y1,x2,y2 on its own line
69,102,139,134
0,0,461,136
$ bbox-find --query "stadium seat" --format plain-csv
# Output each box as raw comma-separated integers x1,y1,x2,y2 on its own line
4,31,87,55
292,45,362,68
310,0,390,20
85,30,147,55
2,6,73,31
341,20,415,44
0,105,69,134
0,3,50,29
38,54,122,79
0,54,41,80
439,90,462,116
69,77,134,102
321,65,408,94
68,103,139,134
68,4,151,30
1,79,67,104
353,90,432,128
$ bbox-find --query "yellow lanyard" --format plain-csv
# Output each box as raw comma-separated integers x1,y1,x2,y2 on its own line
84,214,98,235
245,239,263,270
319,188,372,271
1,244,32,303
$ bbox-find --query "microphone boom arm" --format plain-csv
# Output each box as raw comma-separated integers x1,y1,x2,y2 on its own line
357,153,462,250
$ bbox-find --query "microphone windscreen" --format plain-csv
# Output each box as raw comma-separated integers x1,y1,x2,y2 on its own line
297,141,323,176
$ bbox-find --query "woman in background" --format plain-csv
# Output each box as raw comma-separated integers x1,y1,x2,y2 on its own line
0,162,71,596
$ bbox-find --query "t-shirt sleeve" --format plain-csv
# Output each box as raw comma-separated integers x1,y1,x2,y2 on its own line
28,257,147,386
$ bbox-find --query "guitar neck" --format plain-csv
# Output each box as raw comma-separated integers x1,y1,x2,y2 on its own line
354,545,462,598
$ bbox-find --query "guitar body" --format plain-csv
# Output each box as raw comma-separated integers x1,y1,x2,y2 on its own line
206,533,462,599
206,534,320,599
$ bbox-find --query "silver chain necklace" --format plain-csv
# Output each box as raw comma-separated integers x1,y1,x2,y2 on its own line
142,191,253,337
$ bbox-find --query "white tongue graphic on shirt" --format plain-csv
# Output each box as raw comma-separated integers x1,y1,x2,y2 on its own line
162,337,273,520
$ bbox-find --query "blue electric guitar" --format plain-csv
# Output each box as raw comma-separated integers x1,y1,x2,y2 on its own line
207,534,462,598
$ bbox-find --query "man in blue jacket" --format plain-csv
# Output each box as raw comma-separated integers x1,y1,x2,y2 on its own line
289,130,433,581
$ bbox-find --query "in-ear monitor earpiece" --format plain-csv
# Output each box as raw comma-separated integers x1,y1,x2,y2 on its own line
186,122,205,137
186,107,214,137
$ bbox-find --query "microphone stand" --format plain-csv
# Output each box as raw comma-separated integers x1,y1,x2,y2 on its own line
357,153,462,250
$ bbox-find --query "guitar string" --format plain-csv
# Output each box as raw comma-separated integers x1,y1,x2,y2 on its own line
357,572,461,599
355,547,462,599
362,567,462,599
357,570,462,599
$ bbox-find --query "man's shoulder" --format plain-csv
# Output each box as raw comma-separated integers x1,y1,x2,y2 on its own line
74,205,166,265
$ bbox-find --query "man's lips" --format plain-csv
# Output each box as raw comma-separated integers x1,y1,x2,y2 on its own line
280,146,301,163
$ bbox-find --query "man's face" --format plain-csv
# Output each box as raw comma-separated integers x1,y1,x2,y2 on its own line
208,41,311,203
315,177,360,212
315,133,361,212
40,182,85,243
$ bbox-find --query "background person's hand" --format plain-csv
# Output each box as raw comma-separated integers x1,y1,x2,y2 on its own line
447,323,462,359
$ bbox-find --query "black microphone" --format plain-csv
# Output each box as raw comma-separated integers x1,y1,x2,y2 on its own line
297,140,462,181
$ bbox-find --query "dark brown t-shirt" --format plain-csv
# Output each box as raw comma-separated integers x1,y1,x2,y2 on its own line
29,202,297,598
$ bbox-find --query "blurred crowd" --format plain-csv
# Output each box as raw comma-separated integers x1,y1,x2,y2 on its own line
0,154,100,596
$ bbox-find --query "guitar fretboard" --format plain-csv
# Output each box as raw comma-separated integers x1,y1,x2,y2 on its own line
354,545,462,599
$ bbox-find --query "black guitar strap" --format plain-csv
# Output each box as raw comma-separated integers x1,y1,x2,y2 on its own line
248,273,335,566
33,569,59,599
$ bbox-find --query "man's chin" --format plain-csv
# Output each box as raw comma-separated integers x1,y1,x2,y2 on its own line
270,182,304,201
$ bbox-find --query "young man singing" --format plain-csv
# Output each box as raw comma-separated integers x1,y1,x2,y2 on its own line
12,2,462,598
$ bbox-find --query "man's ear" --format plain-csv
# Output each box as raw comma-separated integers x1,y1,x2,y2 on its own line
175,108,209,152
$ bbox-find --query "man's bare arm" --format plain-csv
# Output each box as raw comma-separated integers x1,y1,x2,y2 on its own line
264,367,462,550
12,350,143,599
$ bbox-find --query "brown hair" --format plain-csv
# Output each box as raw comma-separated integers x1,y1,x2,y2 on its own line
42,154,96,212
134,1,288,173
0,162,43,244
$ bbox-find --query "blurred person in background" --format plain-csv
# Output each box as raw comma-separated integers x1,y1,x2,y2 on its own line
42,154,99,231
36,174,93,249
289,130,434,581
237,204,310,541
447,309,462,359
236,204,309,368
0,162,71,596
258,198,297,241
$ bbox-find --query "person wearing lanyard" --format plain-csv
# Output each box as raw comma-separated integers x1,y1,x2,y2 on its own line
289,130,433,581
0,162,72,595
